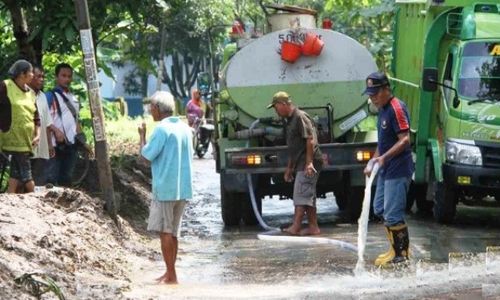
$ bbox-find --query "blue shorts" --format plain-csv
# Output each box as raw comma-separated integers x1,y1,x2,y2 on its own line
373,176,411,226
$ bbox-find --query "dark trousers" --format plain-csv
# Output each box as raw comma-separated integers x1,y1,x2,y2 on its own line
31,158,49,186
47,144,77,187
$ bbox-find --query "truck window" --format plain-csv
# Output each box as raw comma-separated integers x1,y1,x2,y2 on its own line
458,42,500,100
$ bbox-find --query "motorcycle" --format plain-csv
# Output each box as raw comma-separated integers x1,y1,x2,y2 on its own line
192,117,214,158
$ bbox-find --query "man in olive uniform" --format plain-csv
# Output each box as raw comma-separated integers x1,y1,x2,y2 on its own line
267,91,323,235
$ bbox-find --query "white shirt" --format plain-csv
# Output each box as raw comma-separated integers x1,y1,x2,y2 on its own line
49,90,79,146
32,92,53,159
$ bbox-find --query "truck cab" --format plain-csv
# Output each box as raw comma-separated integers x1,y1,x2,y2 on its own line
392,0,500,223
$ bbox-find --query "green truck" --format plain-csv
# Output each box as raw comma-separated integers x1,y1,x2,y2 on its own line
212,10,380,226
392,0,500,223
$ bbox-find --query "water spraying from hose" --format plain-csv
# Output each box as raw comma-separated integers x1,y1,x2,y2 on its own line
355,160,380,274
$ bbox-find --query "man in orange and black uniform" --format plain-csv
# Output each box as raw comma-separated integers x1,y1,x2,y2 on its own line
363,72,414,267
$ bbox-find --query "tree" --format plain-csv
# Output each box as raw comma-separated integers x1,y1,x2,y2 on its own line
0,3,17,75
154,0,234,99
0,0,37,66
0,0,163,77
324,0,395,70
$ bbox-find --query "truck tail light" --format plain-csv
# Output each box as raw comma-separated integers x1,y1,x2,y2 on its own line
356,150,373,162
231,154,262,165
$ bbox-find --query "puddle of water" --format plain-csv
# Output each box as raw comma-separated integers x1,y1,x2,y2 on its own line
125,256,500,299
123,157,500,299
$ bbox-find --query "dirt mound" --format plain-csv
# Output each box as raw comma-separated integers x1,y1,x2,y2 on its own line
0,188,155,299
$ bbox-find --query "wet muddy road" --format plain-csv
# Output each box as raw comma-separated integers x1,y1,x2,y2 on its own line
125,156,500,299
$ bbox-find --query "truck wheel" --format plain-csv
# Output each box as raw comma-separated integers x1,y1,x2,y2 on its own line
241,193,262,226
333,190,348,211
433,182,457,224
406,180,416,212
408,182,433,213
348,187,365,222
221,178,241,226
494,193,500,202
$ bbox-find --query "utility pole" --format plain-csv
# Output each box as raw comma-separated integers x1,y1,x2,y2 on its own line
74,0,116,220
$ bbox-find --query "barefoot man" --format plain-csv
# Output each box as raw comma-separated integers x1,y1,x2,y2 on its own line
267,91,323,235
139,91,193,284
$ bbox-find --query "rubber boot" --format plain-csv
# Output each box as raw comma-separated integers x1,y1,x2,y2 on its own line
374,226,394,265
374,223,410,267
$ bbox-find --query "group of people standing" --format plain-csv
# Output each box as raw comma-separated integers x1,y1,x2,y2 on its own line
0,59,83,193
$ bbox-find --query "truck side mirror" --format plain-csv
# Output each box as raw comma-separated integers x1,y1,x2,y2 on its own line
422,68,438,92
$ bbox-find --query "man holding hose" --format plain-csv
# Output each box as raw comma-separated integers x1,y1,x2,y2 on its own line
268,91,323,236
362,72,414,266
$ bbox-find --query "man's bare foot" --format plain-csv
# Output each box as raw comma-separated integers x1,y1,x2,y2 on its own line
283,225,300,235
155,272,168,282
159,278,178,285
159,273,178,285
300,226,321,236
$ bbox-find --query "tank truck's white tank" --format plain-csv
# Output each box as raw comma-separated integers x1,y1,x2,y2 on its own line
223,28,378,121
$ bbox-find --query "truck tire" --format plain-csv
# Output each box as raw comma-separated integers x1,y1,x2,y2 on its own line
241,193,262,226
408,181,433,213
348,187,365,222
220,178,241,226
433,182,457,224
333,190,348,211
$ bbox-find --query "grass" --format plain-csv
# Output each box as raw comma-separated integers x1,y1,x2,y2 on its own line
14,273,66,300
103,114,188,168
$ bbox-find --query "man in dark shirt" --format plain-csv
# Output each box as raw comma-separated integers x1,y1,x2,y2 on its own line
363,72,414,267
267,91,323,235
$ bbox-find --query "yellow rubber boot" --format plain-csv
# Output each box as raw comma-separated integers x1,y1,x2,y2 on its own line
375,226,393,261
374,224,409,267
374,226,395,266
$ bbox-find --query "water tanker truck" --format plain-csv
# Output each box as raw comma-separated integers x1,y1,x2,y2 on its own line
212,8,380,226
391,0,500,223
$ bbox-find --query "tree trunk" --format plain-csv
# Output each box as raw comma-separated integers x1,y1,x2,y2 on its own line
186,57,201,90
2,0,37,64
140,71,148,97
161,62,179,99
172,52,185,98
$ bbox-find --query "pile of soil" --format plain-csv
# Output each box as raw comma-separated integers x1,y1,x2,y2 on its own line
0,168,156,299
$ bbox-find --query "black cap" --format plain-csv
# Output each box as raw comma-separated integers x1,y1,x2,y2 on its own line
362,72,390,96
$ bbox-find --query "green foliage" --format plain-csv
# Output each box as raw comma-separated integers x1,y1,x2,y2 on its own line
323,0,395,70
15,272,66,300
231,0,395,71
0,153,9,193
0,7,16,76
42,51,87,97
79,98,125,146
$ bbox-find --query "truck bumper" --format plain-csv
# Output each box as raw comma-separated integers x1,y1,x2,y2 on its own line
443,163,500,193
223,142,377,174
